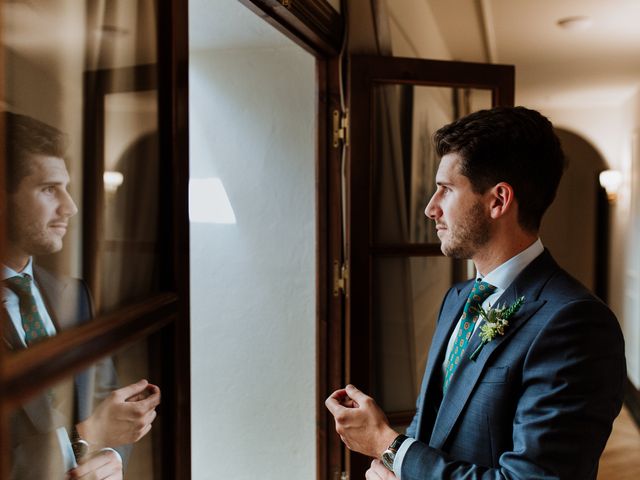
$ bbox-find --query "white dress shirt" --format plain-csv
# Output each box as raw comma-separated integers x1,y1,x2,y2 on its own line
1,259,79,469
393,239,545,478
2,257,57,346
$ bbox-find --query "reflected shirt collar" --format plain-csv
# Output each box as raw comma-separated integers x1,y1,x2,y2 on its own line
479,238,544,291
1,257,35,281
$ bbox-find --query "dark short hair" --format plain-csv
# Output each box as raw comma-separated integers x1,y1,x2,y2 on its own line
3,111,68,192
434,106,566,232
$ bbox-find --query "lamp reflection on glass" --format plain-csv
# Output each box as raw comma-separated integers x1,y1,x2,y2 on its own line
104,171,124,192
599,169,622,204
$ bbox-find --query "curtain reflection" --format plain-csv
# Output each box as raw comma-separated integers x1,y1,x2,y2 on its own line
370,85,490,416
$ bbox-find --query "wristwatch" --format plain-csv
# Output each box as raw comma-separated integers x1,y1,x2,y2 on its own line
381,434,408,471
71,425,90,461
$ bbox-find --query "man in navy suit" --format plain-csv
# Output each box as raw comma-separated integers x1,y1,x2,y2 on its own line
326,106,626,479
2,112,160,479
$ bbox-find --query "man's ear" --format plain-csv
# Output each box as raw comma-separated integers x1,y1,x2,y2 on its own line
488,182,515,219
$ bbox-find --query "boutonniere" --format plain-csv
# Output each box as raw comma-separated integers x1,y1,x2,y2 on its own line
469,296,525,361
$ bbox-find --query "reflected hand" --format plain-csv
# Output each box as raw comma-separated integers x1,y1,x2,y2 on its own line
325,384,398,458
366,459,398,480
67,449,122,480
77,379,161,448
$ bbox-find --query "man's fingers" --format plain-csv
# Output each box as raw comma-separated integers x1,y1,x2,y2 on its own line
345,384,370,405
134,388,161,412
325,389,348,414
370,459,395,478
116,379,149,401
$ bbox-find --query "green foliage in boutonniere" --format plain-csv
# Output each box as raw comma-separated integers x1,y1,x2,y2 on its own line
469,296,525,361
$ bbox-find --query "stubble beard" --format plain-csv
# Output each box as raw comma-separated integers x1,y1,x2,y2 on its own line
7,205,64,259
440,201,491,259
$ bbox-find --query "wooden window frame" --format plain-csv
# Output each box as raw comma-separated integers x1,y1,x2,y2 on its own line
0,0,190,478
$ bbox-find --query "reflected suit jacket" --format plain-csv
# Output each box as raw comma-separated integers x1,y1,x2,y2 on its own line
2,266,130,479
403,250,626,480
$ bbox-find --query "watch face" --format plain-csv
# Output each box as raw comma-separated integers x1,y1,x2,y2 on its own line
381,450,395,471
72,439,89,460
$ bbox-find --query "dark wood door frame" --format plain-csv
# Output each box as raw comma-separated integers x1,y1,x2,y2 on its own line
346,54,514,478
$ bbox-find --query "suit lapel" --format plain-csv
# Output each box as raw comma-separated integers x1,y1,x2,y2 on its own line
2,305,24,350
415,281,473,439
429,250,558,449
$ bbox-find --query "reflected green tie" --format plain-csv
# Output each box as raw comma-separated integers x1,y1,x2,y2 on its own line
443,279,496,392
5,274,49,346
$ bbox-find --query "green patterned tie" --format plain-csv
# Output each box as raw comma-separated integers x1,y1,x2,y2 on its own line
443,279,496,392
4,274,49,346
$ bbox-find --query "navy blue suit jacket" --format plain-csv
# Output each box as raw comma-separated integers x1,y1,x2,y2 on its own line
403,250,626,479
3,266,130,479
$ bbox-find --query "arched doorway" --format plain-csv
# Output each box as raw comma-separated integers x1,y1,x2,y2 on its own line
540,128,609,300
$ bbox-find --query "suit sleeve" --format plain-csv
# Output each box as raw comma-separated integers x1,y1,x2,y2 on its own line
74,279,133,465
400,299,626,480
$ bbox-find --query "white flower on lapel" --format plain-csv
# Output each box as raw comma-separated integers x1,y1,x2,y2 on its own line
469,296,525,361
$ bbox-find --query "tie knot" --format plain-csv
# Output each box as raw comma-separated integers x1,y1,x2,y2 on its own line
4,274,34,296
467,279,496,308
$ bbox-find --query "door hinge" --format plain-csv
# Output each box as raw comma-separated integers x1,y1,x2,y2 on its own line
333,109,349,148
333,260,348,297
280,0,292,9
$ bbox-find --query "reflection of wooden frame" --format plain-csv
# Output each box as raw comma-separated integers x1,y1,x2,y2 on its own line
83,64,158,309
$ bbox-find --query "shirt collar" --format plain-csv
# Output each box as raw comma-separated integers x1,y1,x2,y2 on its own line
480,238,544,291
2,257,34,281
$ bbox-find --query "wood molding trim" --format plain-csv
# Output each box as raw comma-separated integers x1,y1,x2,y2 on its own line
238,0,344,56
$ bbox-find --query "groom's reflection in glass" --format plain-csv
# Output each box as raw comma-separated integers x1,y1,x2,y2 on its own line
2,112,161,479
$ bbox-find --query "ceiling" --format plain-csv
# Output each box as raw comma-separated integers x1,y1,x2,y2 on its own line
427,0,640,107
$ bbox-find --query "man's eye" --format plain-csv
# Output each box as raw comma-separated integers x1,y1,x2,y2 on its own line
43,186,56,194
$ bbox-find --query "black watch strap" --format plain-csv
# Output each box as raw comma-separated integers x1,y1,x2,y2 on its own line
71,426,90,461
388,433,408,452
381,434,409,471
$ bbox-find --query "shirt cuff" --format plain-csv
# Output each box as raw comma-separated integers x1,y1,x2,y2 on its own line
393,437,416,479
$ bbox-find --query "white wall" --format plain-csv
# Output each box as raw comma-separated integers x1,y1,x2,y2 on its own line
189,45,316,479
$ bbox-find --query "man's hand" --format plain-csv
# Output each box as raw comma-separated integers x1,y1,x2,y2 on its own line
366,459,398,480
77,379,161,448
67,449,122,480
325,384,398,458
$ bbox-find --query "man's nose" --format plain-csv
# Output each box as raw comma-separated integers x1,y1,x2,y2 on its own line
60,190,78,218
425,195,439,220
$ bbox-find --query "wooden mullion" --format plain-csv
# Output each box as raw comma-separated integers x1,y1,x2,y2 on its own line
1,294,177,407
159,0,191,477
317,56,346,480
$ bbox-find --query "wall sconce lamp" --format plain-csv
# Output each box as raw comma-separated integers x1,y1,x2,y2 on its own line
104,171,124,193
599,170,622,203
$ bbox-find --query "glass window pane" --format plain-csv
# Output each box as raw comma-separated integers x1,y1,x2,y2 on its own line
372,256,454,413
2,0,163,330
7,336,162,479
372,85,493,244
